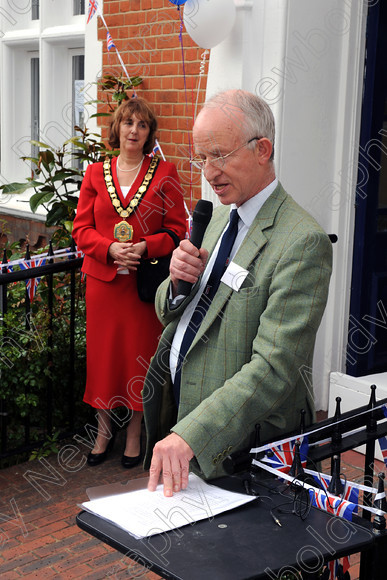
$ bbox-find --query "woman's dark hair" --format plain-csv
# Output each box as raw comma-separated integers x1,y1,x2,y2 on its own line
108,96,158,155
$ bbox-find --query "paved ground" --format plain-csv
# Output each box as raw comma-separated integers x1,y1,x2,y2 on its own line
0,427,385,579
0,429,162,580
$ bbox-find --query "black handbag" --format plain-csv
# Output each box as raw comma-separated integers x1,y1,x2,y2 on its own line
136,228,181,303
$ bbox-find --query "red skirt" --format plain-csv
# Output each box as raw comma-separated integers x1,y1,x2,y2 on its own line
83,273,162,411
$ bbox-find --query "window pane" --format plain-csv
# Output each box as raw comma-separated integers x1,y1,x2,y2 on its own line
73,55,85,130
72,55,85,169
32,0,39,20
73,0,85,16
31,58,40,162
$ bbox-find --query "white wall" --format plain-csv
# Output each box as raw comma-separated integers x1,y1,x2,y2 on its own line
204,0,368,410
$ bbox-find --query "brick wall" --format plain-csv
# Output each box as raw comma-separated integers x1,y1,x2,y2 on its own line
0,215,57,251
98,0,209,206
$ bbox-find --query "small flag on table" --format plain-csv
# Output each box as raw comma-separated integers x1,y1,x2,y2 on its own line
263,437,309,474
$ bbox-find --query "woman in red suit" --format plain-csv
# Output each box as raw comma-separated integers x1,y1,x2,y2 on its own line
72,97,186,468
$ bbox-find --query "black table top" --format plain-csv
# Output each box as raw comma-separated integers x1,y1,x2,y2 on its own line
76,475,375,580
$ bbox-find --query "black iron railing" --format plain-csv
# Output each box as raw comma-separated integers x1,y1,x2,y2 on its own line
0,241,86,463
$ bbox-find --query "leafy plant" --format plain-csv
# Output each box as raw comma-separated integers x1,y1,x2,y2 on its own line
29,432,60,461
0,243,88,463
89,73,143,113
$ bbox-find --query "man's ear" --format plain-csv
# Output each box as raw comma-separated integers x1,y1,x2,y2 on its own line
256,138,273,164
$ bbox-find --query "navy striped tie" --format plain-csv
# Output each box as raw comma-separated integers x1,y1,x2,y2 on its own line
173,209,239,404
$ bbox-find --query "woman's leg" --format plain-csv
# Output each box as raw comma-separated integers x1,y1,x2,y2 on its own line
91,409,113,454
124,410,143,457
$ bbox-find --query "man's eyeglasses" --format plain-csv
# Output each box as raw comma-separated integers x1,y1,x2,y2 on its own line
190,137,262,171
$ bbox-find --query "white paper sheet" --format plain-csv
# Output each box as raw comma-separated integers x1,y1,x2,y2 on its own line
80,473,255,539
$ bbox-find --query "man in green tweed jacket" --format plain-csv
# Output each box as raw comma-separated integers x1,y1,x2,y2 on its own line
143,90,332,497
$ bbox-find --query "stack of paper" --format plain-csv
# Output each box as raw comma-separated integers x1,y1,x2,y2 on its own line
80,473,255,539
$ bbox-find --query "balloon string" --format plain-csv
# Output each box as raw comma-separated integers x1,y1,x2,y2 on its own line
178,6,194,216
194,49,209,121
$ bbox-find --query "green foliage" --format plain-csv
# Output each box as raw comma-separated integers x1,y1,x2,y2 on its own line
29,432,60,461
0,244,88,463
0,73,142,244
88,73,143,114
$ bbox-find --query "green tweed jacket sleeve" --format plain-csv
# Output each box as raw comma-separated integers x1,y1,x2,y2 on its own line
143,182,332,479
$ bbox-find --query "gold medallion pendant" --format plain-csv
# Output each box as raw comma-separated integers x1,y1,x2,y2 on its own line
104,155,160,244
114,221,133,242
103,155,160,219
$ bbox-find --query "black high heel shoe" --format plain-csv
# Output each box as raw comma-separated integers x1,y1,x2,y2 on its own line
87,433,116,467
121,435,142,469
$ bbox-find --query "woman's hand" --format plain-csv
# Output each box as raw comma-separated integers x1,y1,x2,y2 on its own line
109,241,147,271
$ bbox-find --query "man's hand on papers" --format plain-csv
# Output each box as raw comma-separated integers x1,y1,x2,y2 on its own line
147,433,194,497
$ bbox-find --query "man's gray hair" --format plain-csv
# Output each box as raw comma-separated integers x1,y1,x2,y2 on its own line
202,90,275,159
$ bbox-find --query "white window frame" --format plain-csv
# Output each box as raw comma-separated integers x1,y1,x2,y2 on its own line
0,4,101,216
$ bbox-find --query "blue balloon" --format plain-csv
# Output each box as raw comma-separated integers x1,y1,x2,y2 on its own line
168,0,188,5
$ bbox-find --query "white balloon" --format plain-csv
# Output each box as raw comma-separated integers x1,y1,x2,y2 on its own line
183,0,236,49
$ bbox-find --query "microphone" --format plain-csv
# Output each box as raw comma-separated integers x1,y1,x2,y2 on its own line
176,199,213,297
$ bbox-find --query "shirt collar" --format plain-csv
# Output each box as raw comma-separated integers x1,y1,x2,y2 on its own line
231,178,278,228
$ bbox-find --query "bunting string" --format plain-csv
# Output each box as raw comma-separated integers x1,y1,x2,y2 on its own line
86,1,137,91
252,459,386,517
250,404,387,455
1,248,83,271
1,247,84,302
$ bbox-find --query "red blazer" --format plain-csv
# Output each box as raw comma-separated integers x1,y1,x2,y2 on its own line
72,156,187,281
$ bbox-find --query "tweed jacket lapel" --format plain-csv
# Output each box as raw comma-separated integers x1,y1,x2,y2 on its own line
190,183,287,349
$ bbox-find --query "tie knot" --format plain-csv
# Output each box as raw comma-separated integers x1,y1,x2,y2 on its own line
229,208,239,227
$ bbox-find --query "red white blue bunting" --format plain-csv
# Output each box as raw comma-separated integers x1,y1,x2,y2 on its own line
2,248,85,302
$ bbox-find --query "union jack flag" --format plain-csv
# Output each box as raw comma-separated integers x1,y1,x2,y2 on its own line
311,472,359,510
311,488,355,575
65,248,83,260
379,436,387,467
19,257,47,302
310,478,355,580
106,30,116,51
322,557,350,580
263,436,309,474
86,0,99,24
309,488,357,521
65,248,85,281
325,559,339,580
149,139,166,161
150,144,160,157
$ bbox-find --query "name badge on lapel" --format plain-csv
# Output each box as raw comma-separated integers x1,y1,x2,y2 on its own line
221,261,249,291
